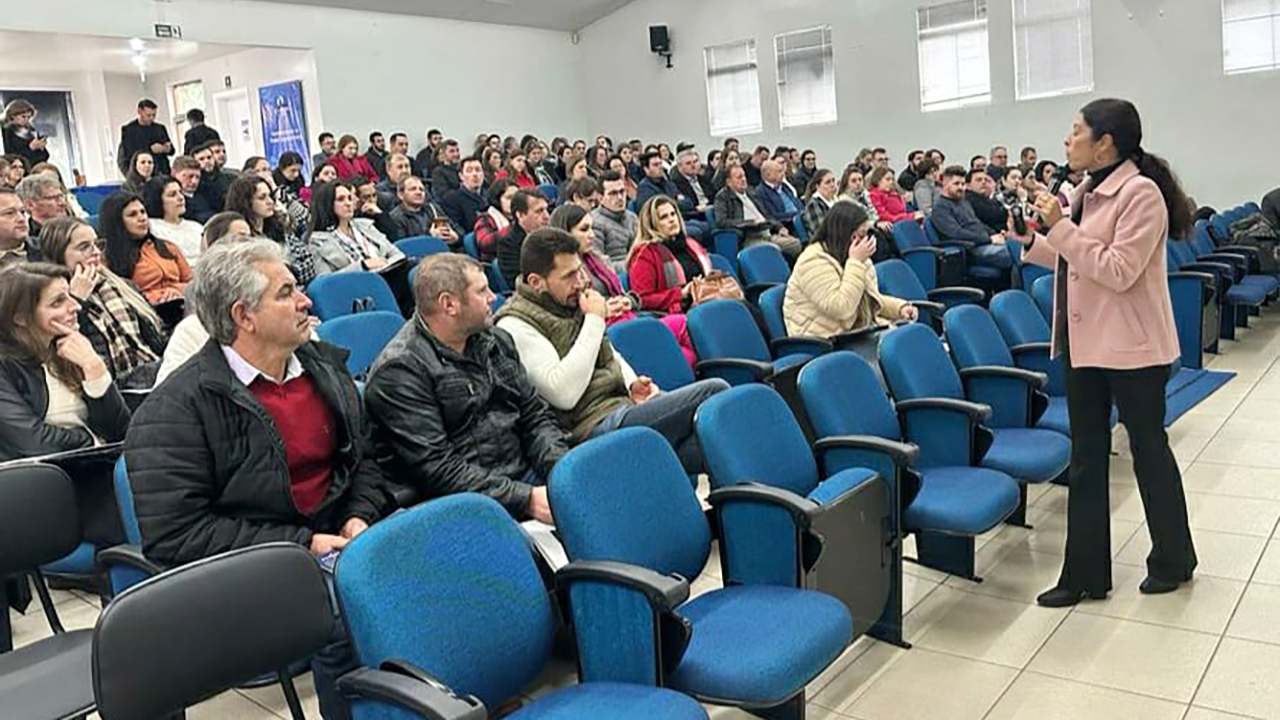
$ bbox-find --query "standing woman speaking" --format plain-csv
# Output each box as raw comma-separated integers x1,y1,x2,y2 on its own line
1016,98,1197,608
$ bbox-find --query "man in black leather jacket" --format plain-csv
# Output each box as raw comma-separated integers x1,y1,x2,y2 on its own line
365,252,567,523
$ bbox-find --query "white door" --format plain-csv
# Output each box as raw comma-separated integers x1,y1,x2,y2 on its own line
213,89,255,169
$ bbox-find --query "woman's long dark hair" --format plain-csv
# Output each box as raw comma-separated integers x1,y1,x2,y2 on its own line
141,175,179,220
550,203,589,240
225,175,284,242
1080,98,1192,239
100,191,173,279
274,151,306,195
0,262,83,388
804,168,834,201
308,180,352,233
487,177,514,211
124,151,152,189
813,200,870,267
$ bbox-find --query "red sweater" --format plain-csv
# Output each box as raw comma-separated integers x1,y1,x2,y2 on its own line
327,153,380,182
627,238,711,314
249,374,337,516
870,188,915,224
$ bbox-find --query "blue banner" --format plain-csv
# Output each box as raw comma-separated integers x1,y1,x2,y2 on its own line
258,80,310,175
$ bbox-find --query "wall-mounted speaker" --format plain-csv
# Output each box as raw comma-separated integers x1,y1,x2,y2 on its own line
649,25,670,54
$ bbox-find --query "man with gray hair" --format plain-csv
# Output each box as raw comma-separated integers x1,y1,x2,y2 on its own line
125,239,392,720
365,252,568,523
15,172,67,238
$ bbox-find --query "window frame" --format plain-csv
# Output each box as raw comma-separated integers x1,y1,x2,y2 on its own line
1011,0,1095,101
916,0,993,113
1221,0,1280,75
774,25,839,130
702,38,765,137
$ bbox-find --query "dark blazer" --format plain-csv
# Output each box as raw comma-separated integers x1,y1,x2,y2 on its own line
118,120,173,176
182,124,221,155
440,187,487,241
2,124,50,167
637,176,695,216
497,221,529,289
0,357,131,462
671,171,715,210
432,164,462,199
754,182,802,224
712,186,779,235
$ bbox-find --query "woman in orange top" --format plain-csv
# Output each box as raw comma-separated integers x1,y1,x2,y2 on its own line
100,191,192,306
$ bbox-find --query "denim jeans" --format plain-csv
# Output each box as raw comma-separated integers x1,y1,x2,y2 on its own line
590,379,730,473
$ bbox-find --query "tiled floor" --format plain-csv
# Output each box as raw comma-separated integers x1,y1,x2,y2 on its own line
13,315,1280,719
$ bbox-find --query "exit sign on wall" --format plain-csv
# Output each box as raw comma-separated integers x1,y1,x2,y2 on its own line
154,23,183,39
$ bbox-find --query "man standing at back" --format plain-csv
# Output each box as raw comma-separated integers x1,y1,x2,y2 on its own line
118,99,173,176
182,109,221,155
365,253,567,522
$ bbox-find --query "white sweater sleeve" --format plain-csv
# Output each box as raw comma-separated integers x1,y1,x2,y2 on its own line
156,315,210,385
496,314,608,410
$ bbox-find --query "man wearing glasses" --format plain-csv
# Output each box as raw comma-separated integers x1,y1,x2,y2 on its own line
15,174,67,239
590,170,640,273
0,187,41,269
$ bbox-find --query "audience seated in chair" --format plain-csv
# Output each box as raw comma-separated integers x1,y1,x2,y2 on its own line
868,166,922,226
308,181,405,277
966,167,1010,234
801,168,839,239
636,150,709,240
750,160,804,259
931,165,1013,270
225,174,321,288
494,227,726,469
473,177,515,264
364,252,568,522
100,191,192,307
387,175,459,246
911,160,942,217
591,170,640,273
670,149,716,218
141,175,203,263
440,156,488,244
628,195,718,314
38,218,165,390
429,139,462,197
372,152,415,212
124,239,393,720
562,176,600,212
496,188,551,289
326,134,380,182
363,131,389,181
16,172,69,240
713,163,802,261
785,201,917,339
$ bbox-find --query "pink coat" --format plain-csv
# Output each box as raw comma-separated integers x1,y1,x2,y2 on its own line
1021,159,1179,370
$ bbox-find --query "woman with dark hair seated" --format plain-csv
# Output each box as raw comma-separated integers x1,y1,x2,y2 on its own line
303,162,338,204
784,201,917,339
120,150,155,196
224,174,318,285
474,178,517,263
100,191,192,309
142,175,204,262
307,180,404,276
0,261,131,462
39,217,165,388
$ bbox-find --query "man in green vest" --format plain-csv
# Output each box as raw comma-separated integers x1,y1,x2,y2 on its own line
496,228,728,473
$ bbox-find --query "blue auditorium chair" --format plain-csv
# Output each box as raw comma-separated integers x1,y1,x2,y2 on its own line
307,271,399,321
393,235,450,262
462,231,481,260
708,253,738,281
924,217,1009,287
874,258,983,332
1191,220,1277,294
550,427,852,719
891,219,966,290
737,243,790,301
709,228,742,273
695,384,900,645
687,299,810,387
315,311,405,380
880,323,1071,526
1031,274,1054,325
757,285,883,364
485,259,511,294
607,317,695,391
1168,237,1263,340
799,352,1020,583
1007,238,1052,291
336,493,708,720
539,183,560,205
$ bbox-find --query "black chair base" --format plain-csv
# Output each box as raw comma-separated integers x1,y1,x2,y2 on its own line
913,532,982,583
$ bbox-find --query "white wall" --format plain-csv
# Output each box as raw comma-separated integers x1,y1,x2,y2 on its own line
0,69,119,183
4,0,588,167
574,0,1278,209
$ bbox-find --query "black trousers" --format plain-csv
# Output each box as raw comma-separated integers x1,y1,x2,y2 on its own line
1059,357,1198,592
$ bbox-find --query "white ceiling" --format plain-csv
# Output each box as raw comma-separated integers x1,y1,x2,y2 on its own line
236,0,636,31
0,31,250,75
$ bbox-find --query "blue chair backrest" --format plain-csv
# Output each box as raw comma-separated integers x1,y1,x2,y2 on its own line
1244,201,1261,215
800,352,902,443
875,259,928,303
462,232,480,259
1192,220,1216,255
1031,274,1054,325
75,191,106,214
539,184,560,205
687,300,771,363
705,206,716,227
550,427,711,583
607,317,695,390
394,235,450,261
944,305,1014,368
307,272,398,321
892,220,929,251
879,323,964,400
990,290,1050,345
738,243,790,286
113,456,142,546
336,494,552,710
709,253,739,280
87,214,100,231
758,285,788,341
1168,239,1197,269
923,218,942,245
1210,214,1231,242
484,262,510,293
792,215,809,243
315,311,404,378
696,385,819,496
627,199,640,214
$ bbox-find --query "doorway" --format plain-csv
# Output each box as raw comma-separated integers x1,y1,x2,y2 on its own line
0,89,83,180
213,88,254,169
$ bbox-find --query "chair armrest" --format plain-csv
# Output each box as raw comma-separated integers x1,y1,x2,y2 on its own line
1183,261,1236,283
901,246,946,258
694,357,775,385
1169,270,1216,285
909,300,946,316
937,239,975,250
708,482,821,531
338,663,486,720
98,544,164,577
813,435,920,468
1199,252,1248,266
958,365,1048,390
556,560,690,612
927,286,986,304
769,336,833,358
895,397,992,422
1009,342,1051,357
1215,245,1261,260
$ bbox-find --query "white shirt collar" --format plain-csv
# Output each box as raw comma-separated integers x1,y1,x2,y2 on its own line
221,345,304,386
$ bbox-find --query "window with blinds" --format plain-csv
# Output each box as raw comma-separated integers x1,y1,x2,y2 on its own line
1013,0,1094,100
775,26,838,129
916,0,992,112
703,39,764,137
1223,0,1280,74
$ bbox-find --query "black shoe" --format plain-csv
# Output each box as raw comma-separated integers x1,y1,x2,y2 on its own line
1036,585,1107,608
1139,575,1189,595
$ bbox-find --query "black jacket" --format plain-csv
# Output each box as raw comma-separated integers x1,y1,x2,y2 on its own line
182,124,221,155
967,190,1010,233
440,187,486,241
388,203,460,242
497,220,529,289
415,147,438,179
2,125,50,167
118,120,173,176
365,318,568,516
0,357,130,462
124,340,393,566
365,149,389,181
713,186,778,235
671,171,715,210
195,169,235,218
432,164,462,199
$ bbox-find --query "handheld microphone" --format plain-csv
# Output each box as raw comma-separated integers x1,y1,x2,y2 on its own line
1048,164,1071,197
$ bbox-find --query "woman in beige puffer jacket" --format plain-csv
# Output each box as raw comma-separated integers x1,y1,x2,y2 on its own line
783,200,917,338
